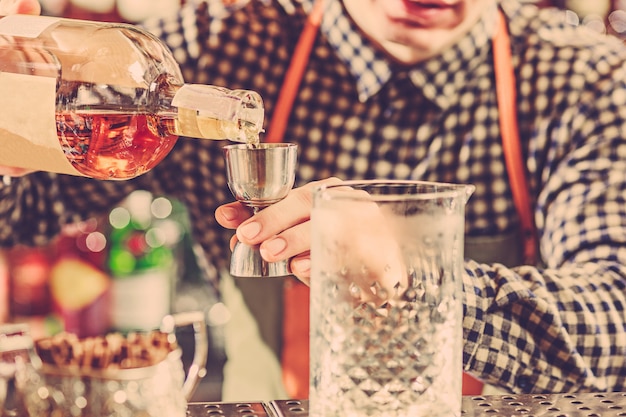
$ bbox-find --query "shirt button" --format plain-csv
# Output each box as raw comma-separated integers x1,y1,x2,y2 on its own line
516,375,532,392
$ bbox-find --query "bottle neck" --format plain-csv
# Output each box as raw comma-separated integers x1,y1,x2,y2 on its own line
170,84,264,144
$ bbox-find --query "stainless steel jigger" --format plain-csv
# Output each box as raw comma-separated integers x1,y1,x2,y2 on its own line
223,142,298,277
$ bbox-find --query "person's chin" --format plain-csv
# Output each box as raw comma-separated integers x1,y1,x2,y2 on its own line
383,21,446,49
377,30,442,64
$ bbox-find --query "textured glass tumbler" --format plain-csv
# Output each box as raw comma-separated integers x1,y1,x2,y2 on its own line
309,180,474,417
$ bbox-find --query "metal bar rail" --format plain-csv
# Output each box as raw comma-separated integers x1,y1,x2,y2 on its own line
188,392,626,417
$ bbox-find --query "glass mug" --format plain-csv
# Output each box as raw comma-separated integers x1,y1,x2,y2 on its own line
309,180,474,417
4,311,207,417
0,322,41,416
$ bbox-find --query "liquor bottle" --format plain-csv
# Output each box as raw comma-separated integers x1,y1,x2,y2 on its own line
0,14,264,180
106,190,184,332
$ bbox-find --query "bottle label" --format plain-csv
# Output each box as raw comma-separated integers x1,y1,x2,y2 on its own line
172,84,238,115
0,15,60,38
173,84,245,140
0,72,83,176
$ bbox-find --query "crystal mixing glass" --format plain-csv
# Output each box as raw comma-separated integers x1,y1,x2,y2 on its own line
224,143,298,277
309,180,474,417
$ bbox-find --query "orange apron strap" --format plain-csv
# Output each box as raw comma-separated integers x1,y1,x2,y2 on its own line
269,0,326,399
461,10,537,395
266,0,326,143
493,10,537,266
281,277,311,398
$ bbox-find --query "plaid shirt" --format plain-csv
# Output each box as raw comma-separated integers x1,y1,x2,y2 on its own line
1,0,626,393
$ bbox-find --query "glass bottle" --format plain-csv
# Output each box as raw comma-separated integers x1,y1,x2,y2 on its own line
106,190,183,332
0,14,264,180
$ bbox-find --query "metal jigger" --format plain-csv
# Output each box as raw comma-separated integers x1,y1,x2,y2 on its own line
223,142,298,277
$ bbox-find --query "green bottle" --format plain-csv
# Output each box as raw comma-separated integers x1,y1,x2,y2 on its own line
106,190,183,332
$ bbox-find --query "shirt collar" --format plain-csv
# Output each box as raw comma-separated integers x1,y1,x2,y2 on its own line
316,0,499,107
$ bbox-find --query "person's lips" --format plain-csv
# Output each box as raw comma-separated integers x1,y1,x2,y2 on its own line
384,0,460,27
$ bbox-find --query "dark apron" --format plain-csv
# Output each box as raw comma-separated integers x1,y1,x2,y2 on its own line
465,231,524,267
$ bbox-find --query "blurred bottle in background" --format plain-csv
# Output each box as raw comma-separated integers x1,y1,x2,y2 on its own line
106,190,187,332
7,246,52,319
49,219,111,338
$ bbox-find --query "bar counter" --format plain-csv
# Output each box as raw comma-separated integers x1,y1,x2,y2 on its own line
187,392,626,417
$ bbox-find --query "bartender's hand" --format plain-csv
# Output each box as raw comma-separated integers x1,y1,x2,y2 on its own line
0,0,41,14
216,176,407,305
0,0,41,177
215,178,342,285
